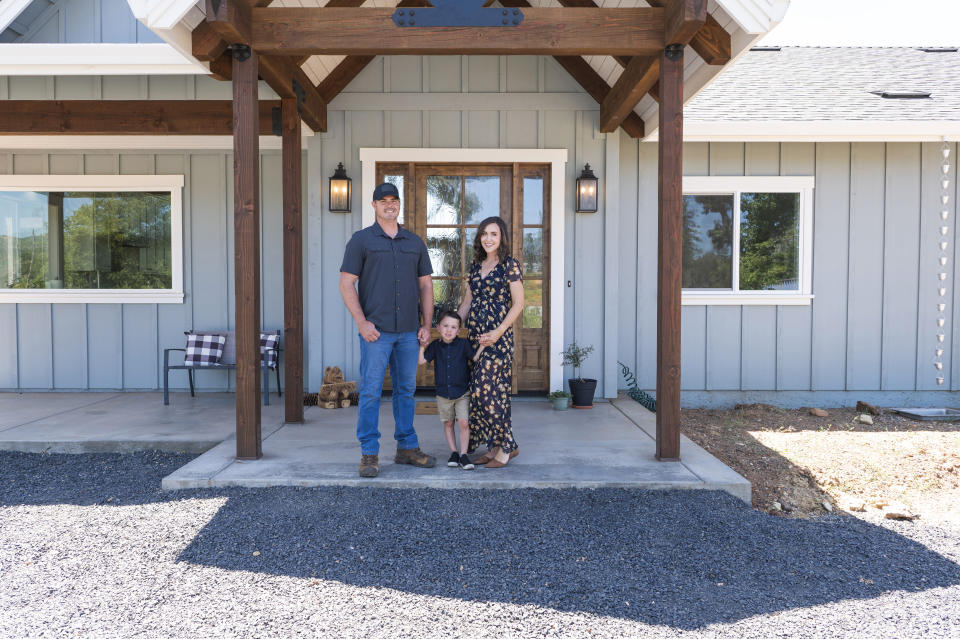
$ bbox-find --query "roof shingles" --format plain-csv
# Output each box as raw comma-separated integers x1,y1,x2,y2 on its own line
685,47,960,122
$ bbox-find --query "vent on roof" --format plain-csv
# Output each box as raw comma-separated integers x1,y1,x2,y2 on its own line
750,46,781,52
870,90,932,99
918,47,958,53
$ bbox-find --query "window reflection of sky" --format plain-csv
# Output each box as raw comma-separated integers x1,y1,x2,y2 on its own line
0,192,49,237
683,195,731,255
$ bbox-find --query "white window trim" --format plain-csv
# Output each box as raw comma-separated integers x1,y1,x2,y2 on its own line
681,175,815,306
0,174,185,304
358,147,567,392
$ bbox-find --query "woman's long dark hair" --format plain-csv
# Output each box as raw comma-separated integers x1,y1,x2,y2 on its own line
472,216,511,265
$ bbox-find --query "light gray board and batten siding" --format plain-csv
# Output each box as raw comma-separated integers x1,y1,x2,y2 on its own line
2,56,959,403
0,56,616,394
617,140,960,398
0,0,161,44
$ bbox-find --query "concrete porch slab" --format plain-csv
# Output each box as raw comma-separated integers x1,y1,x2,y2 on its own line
0,392,286,453
162,398,752,502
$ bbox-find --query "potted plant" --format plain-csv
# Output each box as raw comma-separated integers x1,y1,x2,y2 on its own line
560,342,597,408
547,390,572,411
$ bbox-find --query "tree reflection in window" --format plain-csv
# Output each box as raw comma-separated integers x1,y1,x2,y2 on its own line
682,194,733,289
739,193,799,290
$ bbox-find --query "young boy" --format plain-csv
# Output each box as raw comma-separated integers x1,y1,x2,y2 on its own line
418,310,477,470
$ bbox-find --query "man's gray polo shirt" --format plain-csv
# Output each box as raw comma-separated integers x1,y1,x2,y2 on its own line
340,222,433,333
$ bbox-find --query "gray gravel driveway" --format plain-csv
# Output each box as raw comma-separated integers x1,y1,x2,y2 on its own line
1,451,959,638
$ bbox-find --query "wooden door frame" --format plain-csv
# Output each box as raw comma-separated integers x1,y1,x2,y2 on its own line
360,147,567,392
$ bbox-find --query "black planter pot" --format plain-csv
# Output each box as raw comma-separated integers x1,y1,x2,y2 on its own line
568,378,597,408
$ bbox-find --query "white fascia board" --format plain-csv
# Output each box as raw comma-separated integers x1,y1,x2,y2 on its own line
713,0,790,34
646,120,960,142
126,0,201,31
0,43,208,75
0,0,34,33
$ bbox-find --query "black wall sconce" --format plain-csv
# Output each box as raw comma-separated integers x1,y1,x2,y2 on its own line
576,163,599,213
329,162,352,213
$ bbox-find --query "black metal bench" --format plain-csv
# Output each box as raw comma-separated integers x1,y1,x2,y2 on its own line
163,330,281,405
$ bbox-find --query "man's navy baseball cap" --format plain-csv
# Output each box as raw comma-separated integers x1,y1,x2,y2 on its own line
372,182,400,201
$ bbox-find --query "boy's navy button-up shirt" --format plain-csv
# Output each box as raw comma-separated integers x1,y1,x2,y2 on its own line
340,222,433,333
423,337,472,400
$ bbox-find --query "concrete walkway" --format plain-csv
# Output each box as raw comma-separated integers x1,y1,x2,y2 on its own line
0,391,750,502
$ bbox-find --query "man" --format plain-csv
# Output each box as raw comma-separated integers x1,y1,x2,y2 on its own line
340,182,436,478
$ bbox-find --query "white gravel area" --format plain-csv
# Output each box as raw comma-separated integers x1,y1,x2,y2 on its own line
1,451,959,639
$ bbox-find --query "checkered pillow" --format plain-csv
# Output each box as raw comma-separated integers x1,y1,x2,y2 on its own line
184,333,225,367
261,333,280,369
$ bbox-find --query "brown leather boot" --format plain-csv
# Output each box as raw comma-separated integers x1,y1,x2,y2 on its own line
394,447,436,468
359,454,379,478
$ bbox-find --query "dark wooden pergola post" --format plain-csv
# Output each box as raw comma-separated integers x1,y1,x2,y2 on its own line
233,44,262,459
656,42,685,461
281,97,305,424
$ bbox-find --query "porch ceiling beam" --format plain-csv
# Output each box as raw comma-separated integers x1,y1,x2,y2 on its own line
258,55,327,132
662,0,707,47
316,55,375,103
249,8,665,57
599,55,660,134
0,100,281,135
205,0,253,46
645,0,728,64
552,56,644,138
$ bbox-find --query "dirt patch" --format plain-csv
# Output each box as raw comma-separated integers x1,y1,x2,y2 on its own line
681,404,960,526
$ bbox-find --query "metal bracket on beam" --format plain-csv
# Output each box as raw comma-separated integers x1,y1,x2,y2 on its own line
393,0,523,27
664,43,684,61
291,78,306,116
231,44,252,62
210,0,222,14
272,107,282,137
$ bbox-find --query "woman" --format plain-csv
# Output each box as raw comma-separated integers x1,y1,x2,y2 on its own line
456,216,524,468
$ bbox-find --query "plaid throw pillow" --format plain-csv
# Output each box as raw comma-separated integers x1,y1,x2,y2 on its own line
260,333,280,369
184,333,225,367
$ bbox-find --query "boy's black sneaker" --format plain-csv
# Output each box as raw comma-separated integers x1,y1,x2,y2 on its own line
458,454,475,470
447,452,460,467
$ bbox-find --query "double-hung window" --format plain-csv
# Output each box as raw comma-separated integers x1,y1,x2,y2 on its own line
0,175,184,303
681,176,814,305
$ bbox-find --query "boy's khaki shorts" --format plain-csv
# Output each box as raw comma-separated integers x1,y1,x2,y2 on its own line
437,391,470,422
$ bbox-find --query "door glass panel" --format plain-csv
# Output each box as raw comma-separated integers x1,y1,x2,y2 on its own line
464,176,500,224
432,278,462,323
464,226,478,270
521,228,543,277
426,227,463,277
426,176,461,224
384,174,405,225
523,177,543,224
523,279,543,328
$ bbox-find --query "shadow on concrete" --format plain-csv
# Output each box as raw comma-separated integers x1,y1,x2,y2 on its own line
3,451,959,630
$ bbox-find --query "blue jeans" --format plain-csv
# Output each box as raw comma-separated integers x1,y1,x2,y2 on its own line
357,331,420,455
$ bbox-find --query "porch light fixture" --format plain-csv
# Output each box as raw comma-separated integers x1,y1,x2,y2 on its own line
329,162,352,213
576,164,599,213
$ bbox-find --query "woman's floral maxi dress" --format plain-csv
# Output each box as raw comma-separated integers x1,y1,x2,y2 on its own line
467,256,522,454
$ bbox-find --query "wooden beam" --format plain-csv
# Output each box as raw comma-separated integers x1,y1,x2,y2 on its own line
233,46,263,460
316,55,374,103
192,21,228,61
258,55,327,132
0,99,281,135
656,45,684,462
206,0,252,46
663,0,707,46
599,55,659,134
281,97,304,424
208,51,233,81
552,56,644,138
689,14,731,65
251,8,665,56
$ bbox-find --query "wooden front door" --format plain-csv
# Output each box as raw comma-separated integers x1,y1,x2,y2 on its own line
376,162,550,393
